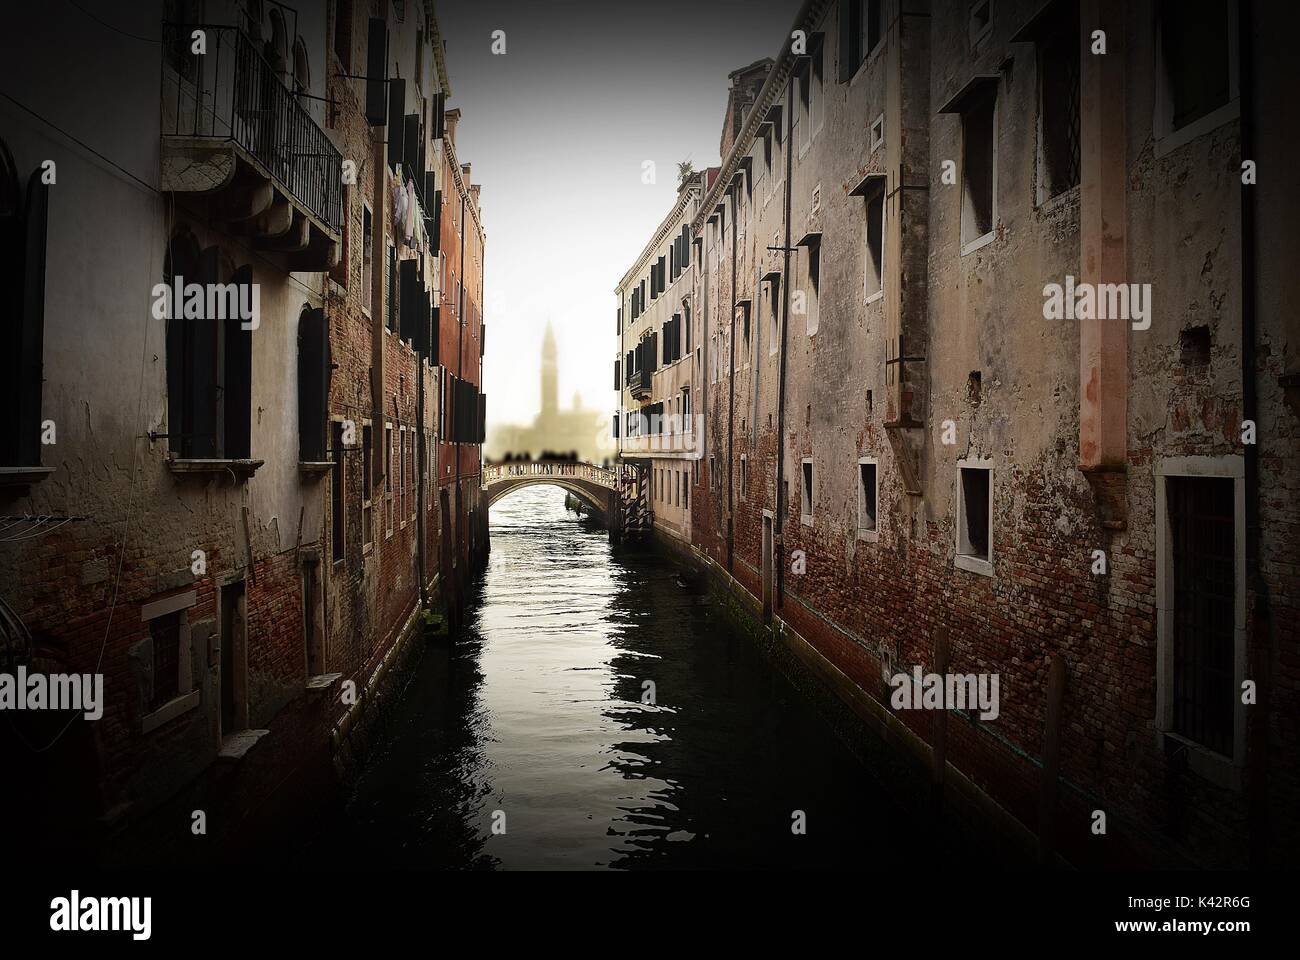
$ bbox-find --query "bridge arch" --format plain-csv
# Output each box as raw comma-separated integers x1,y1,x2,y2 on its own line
482,461,626,526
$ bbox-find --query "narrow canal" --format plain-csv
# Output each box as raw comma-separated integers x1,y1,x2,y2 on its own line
321,484,952,869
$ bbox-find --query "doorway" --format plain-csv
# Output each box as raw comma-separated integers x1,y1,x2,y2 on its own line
220,580,247,738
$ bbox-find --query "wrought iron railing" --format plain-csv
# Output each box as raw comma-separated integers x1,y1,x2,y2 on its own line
162,23,342,233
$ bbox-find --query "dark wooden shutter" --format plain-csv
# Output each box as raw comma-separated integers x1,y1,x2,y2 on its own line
297,307,330,462
839,0,861,82
432,92,445,140
403,113,421,174
387,81,406,167
365,19,388,125
190,245,221,458
15,172,47,467
223,264,253,459
477,392,486,443
430,305,441,367
399,257,419,342
614,359,620,391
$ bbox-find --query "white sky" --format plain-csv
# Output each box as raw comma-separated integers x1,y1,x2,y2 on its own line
437,0,794,426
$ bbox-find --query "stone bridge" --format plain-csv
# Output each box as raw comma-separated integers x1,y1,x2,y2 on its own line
482,461,626,525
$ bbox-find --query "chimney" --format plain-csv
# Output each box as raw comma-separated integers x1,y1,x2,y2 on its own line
444,107,462,145
461,163,471,183
470,183,481,207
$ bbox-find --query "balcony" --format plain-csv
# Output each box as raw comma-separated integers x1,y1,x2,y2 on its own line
160,24,341,271
628,367,650,400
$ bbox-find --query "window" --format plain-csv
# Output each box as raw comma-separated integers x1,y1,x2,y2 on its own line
1,147,49,470
798,239,821,335
297,306,330,462
682,470,688,510
839,0,883,80
1037,8,1081,203
969,0,992,49
163,238,253,460
398,426,407,523
800,458,813,524
333,0,352,67
765,275,781,355
408,431,415,518
796,48,824,156
361,205,373,312
362,422,373,547
331,420,345,562
137,588,202,733
858,458,878,540
955,460,992,575
863,183,885,302
385,422,394,534
960,88,997,253
740,455,748,498
870,113,885,153
149,612,182,712
1154,0,1238,151
1155,458,1244,784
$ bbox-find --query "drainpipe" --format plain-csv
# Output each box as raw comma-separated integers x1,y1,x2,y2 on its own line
1237,0,1271,867
775,67,794,609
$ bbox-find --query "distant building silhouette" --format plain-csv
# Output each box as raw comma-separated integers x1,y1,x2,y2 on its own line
486,322,615,463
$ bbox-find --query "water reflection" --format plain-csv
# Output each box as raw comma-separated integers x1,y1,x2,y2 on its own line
333,484,937,869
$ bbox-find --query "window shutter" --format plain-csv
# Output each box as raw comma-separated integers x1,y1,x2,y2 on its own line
432,92,445,139
614,359,620,391
366,19,388,126
297,307,329,463
430,305,441,367
188,245,221,458
387,82,406,167
403,113,421,175
837,0,857,82
223,264,253,459
399,257,419,342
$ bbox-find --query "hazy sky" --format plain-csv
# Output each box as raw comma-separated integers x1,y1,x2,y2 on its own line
436,0,796,427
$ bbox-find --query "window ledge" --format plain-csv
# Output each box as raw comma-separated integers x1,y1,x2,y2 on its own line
955,554,993,577
141,689,200,733
299,461,333,478
305,672,343,694
1154,729,1242,791
168,458,264,479
960,231,995,257
218,729,270,760
858,528,879,543
0,466,54,489
800,514,813,527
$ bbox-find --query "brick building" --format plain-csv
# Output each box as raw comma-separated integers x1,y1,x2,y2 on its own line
683,0,1298,867
0,0,484,860
615,164,716,545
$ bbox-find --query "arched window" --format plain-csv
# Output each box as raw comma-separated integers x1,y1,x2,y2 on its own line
293,37,310,96
1,139,48,470
267,8,289,73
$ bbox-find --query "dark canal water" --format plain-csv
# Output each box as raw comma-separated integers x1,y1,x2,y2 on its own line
324,484,937,869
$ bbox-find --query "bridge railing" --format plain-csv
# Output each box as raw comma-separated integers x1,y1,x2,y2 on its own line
482,460,622,488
